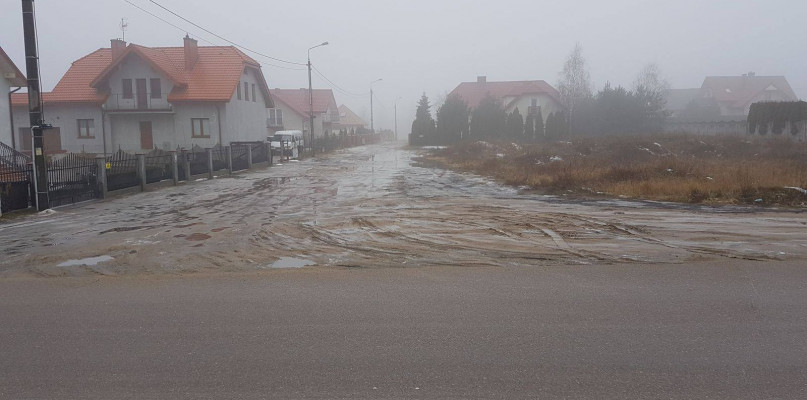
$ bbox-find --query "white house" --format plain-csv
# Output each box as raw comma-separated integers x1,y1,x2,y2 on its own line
447,76,565,126
11,36,273,155
1,45,26,149
268,88,338,139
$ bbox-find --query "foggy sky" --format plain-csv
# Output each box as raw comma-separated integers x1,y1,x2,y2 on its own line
2,0,805,133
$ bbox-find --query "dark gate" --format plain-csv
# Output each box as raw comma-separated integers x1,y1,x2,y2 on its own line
47,153,99,207
0,141,33,213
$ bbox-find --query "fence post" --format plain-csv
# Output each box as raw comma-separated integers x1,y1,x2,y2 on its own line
266,142,272,166
95,155,107,199
170,151,179,185
183,150,191,181
136,153,146,192
206,148,213,180
225,145,233,174
246,144,253,169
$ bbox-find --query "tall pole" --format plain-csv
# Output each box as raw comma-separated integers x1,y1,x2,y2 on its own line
307,56,314,157
394,97,402,141
370,88,374,133
22,0,49,211
307,42,328,156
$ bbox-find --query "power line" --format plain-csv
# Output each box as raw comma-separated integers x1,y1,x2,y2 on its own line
122,0,305,70
312,65,368,97
148,0,306,66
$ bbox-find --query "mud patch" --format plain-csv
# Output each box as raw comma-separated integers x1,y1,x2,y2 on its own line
185,233,212,241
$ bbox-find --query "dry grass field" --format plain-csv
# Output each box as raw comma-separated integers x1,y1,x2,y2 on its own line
425,134,807,206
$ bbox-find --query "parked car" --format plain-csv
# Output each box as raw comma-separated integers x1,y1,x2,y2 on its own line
268,130,304,159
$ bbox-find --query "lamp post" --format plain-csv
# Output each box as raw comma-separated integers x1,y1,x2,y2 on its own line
394,97,402,141
308,41,328,156
370,78,382,133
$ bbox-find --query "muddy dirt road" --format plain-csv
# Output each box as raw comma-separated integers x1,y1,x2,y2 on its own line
0,143,805,277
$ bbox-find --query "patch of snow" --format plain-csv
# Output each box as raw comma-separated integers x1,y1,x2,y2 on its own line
550,156,563,162
195,178,207,182
496,153,505,158
666,168,674,173
784,186,807,195
38,209,57,216
58,255,114,267
706,176,714,181
511,143,522,150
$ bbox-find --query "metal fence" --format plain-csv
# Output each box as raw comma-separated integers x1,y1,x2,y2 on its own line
46,153,99,207
231,143,250,171
144,149,173,183
106,150,139,191
0,141,33,212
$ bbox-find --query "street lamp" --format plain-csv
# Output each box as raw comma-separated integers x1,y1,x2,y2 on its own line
308,41,328,156
370,78,382,133
394,97,403,141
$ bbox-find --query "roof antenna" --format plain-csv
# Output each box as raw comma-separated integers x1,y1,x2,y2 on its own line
120,18,128,41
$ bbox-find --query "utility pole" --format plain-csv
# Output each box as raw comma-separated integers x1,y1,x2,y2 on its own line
394,97,402,141
307,42,328,156
22,0,49,211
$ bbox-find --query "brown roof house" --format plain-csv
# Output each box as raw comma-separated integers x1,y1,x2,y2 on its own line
1,45,26,149
11,36,273,154
268,88,338,139
447,76,565,126
333,105,366,133
700,73,798,117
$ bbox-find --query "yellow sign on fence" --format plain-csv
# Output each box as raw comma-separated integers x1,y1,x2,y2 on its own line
105,162,111,170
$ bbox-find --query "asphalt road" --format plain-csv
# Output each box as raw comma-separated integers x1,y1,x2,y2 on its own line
2,261,807,399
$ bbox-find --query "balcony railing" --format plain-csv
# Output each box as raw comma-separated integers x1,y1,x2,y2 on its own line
105,93,173,112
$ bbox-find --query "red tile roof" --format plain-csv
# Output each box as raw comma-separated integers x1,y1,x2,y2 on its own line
270,88,337,117
11,41,271,107
701,76,798,108
0,45,26,87
447,79,563,110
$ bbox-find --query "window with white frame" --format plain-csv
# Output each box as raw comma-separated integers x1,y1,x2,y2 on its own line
268,109,283,126
77,119,95,138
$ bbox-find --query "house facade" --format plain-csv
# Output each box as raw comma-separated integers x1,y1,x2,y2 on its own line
332,104,366,134
1,45,26,149
10,36,273,155
268,88,339,139
447,76,565,126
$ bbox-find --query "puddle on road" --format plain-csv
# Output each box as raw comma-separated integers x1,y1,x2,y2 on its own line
58,255,114,267
268,257,315,269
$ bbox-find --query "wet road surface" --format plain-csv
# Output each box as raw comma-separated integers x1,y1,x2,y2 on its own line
0,143,804,277
1,261,807,399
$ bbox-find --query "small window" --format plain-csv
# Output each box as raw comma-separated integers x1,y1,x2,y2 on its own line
77,119,95,138
150,78,161,99
191,118,210,138
244,82,249,101
122,79,133,99
237,83,242,100
531,98,538,107
268,109,283,126
252,84,256,102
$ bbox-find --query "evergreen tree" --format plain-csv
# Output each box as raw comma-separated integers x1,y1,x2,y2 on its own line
524,113,535,141
470,95,507,139
436,95,470,144
411,93,436,145
506,108,524,139
534,107,544,140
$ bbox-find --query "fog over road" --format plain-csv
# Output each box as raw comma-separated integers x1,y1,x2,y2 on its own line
0,143,805,277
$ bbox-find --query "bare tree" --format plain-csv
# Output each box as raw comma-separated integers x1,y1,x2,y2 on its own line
634,63,670,97
557,43,592,135
557,42,593,111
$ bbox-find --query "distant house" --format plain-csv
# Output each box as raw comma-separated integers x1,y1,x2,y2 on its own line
268,88,338,139
10,36,273,155
332,104,365,133
0,45,26,149
447,76,565,125
663,73,799,135
701,73,798,117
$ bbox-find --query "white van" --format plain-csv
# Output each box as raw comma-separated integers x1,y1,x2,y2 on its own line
268,130,304,159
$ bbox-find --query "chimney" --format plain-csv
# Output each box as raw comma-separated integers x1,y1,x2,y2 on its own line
183,34,199,70
111,39,126,61
477,76,487,84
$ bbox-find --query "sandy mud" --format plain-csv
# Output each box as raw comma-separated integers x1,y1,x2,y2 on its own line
1,143,805,278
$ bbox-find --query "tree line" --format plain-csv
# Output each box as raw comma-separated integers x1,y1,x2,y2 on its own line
410,44,670,145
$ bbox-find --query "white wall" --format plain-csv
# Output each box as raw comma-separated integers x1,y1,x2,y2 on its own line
268,101,328,140
223,67,270,142
0,78,11,145
104,53,174,111
506,94,564,124
12,103,104,153
172,102,223,150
